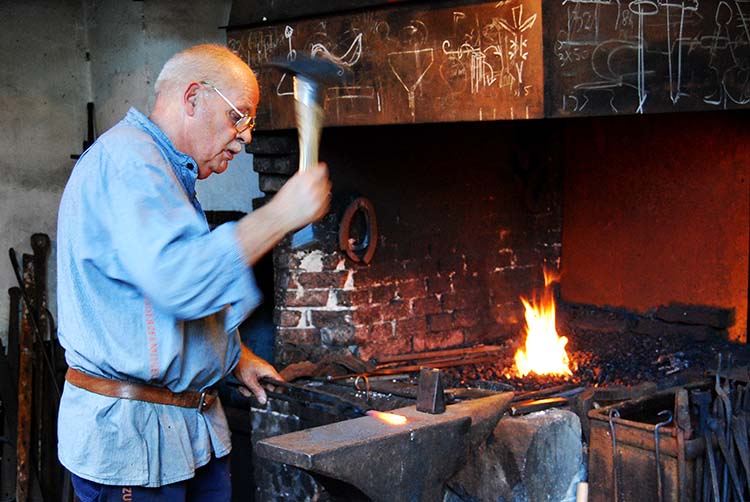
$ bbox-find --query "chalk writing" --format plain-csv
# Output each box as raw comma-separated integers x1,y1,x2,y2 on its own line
550,0,750,116
227,0,544,128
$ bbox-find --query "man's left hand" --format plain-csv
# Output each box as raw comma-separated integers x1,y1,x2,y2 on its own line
232,344,283,404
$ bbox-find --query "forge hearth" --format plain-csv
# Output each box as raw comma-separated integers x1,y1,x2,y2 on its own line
227,2,747,500
247,109,748,377
241,113,746,500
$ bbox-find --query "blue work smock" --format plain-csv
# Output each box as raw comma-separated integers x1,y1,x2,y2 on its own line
56,108,261,487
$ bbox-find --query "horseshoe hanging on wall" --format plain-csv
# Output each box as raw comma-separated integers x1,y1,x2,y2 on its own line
338,196,377,264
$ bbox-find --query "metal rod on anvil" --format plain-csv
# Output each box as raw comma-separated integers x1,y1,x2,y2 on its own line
510,383,584,403
510,397,569,416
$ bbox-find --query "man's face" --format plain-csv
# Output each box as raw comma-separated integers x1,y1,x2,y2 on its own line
192,81,258,179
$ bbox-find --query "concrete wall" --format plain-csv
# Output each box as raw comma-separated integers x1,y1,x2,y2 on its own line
0,0,261,344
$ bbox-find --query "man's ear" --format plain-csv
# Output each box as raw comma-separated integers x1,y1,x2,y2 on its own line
184,82,202,117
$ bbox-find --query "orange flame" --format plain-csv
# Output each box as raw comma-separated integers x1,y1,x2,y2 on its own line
366,410,408,425
514,269,572,377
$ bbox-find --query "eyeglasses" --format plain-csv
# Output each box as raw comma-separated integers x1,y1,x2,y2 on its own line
200,81,256,134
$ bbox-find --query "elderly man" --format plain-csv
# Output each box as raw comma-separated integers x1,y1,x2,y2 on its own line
56,44,330,500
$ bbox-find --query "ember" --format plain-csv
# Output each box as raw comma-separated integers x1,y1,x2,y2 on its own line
514,269,572,377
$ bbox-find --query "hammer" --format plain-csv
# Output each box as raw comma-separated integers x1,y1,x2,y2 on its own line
268,55,349,249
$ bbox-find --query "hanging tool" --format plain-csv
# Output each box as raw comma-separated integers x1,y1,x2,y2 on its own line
692,388,719,502
731,404,750,490
70,102,96,160
653,410,673,502
673,388,691,502
708,418,744,500
608,408,621,502
8,249,60,400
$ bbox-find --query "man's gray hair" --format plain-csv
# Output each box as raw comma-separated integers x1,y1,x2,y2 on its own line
155,44,252,96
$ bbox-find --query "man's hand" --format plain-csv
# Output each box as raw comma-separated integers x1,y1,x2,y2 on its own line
273,161,332,229
233,344,283,405
235,161,331,266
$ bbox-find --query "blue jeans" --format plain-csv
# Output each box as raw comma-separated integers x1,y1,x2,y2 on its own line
71,455,231,502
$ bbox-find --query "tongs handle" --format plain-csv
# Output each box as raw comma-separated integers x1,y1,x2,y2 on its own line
259,376,371,418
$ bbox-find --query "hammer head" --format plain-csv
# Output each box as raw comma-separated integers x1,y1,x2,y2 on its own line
267,53,350,85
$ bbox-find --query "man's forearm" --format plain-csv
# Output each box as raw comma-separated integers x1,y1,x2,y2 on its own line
235,200,295,265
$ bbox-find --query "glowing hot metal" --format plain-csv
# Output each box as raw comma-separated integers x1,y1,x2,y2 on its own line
366,410,408,425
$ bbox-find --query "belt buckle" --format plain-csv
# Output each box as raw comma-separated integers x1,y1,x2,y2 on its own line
197,390,209,412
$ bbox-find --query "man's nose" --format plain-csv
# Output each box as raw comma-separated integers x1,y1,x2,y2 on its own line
236,128,253,147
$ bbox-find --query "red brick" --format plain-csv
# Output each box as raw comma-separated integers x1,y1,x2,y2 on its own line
396,317,427,336
369,321,395,342
413,329,465,352
395,279,425,299
451,274,482,292
492,252,514,269
402,257,437,276
284,253,303,270
276,327,320,346
454,309,480,328
351,268,377,287
464,325,495,346
353,262,397,285
428,313,453,332
276,309,302,327
436,256,465,274
284,289,329,307
442,292,482,312
335,289,371,307
380,300,410,321
412,296,441,316
358,335,412,362
493,323,523,341
321,326,356,346
310,310,352,327
371,284,397,304
357,345,377,362
353,325,372,345
491,302,525,325
352,306,381,325
286,275,300,289
426,274,452,294
488,283,522,304
296,271,349,289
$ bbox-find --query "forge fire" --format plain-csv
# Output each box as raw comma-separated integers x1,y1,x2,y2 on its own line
514,268,572,378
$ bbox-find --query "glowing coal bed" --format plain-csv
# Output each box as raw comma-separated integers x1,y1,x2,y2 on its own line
444,312,750,393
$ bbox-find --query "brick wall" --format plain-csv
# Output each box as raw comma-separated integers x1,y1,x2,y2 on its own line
250,120,563,367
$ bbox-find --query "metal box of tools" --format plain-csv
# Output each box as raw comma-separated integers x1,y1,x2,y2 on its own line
588,389,706,502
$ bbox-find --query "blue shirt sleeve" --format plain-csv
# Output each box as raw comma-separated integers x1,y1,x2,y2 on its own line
90,132,261,329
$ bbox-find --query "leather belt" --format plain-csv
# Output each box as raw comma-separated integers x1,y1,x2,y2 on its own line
65,368,217,411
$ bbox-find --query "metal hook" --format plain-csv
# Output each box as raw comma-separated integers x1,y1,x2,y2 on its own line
654,410,673,502
354,374,370,402
608,408,621,502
